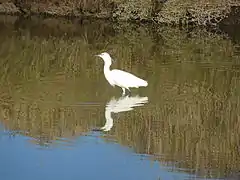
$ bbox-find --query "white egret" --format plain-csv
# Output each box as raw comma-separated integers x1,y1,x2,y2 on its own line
96,52,148,96
101,95,149,132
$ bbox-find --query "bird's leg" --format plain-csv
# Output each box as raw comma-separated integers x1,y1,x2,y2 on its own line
127,88,131,96
121,88,126,96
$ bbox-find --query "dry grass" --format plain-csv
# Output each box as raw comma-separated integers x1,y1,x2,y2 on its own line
13,0,114,17
157,0,240,26
1,0,240,26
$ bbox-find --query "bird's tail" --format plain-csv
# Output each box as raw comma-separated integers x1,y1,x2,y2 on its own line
141,80,148,87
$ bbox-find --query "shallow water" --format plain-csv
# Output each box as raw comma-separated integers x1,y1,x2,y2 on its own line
0,15,239,180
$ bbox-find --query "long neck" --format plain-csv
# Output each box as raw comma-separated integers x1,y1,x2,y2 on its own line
104,62,111,75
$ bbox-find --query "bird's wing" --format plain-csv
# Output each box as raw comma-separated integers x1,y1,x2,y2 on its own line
111,69,148,88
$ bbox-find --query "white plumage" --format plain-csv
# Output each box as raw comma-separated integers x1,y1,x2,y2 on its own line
96,52,148,95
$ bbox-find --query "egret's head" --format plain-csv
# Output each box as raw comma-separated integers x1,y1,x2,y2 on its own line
95,52,112,65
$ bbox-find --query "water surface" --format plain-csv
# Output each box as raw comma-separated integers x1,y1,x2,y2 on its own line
0,15,239,180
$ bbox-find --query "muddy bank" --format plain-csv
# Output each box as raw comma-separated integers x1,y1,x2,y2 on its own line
0,0,240,27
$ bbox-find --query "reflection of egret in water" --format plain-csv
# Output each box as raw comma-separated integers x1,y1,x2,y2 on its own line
101,95,148,132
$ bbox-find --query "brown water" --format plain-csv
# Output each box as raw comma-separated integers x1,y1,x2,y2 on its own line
0,15,239,180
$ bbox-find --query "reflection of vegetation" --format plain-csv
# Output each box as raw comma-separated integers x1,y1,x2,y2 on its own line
110,71,240,178
0,78,105,146
0,18,239,178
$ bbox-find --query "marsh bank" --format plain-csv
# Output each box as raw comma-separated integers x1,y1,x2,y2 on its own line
0,0,240,27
